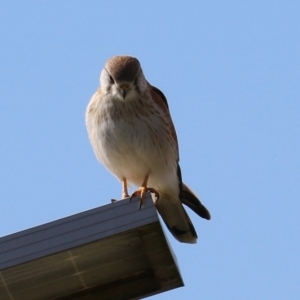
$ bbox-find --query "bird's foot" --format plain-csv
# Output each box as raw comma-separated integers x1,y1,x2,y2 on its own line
131,187,159,209
122,193,130,199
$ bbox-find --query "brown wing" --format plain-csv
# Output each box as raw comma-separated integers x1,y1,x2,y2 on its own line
148,82,185,200
148,82,179,160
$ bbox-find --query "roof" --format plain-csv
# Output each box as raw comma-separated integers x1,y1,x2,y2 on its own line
0,194,183,299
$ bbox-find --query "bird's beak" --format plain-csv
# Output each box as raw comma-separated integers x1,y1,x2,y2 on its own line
120,84,129,99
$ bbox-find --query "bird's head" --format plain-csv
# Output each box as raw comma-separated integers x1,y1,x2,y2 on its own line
100,56,147,101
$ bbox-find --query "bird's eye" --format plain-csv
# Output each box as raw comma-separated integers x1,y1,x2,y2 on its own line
109,75,115,84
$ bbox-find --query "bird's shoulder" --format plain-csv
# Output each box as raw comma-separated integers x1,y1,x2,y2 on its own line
147,82,169,112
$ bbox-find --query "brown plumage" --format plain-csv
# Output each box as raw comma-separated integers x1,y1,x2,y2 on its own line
86,55,210,243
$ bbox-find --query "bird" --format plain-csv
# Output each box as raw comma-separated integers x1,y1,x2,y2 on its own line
85,55,210,243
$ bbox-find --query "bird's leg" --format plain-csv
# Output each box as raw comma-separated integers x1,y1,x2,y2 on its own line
122,178,130,199
111,178,130,203
131,174,159,209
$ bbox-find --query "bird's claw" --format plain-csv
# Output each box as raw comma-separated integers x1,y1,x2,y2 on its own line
130,187,159,209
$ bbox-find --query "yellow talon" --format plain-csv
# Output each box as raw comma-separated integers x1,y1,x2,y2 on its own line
131,187,159,209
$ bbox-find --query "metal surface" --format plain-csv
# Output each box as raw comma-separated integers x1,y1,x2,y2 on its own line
0,194,183,299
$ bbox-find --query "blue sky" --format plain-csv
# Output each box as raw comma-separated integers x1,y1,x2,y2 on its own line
1,1,299,299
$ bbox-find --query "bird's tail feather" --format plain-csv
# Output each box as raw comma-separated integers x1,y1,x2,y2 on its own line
181,183,211,220
154,194,198,244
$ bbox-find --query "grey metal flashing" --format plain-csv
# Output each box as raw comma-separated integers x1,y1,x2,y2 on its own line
0,194,184,299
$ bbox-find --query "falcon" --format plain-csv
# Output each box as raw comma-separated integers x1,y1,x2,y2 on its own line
86,55,210,243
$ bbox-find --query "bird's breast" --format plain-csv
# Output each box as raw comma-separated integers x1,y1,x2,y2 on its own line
89,96,177,185
98,99,168,159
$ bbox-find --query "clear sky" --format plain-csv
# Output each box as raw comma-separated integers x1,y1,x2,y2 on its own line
1,1,299,299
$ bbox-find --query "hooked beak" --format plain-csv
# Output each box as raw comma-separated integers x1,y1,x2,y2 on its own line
119,84,129,99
